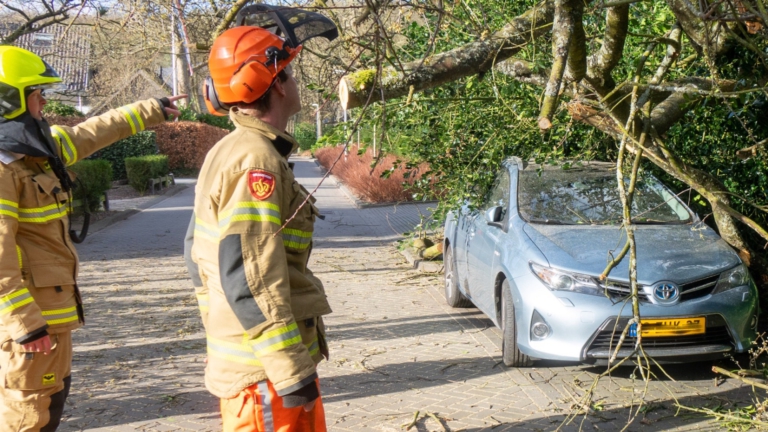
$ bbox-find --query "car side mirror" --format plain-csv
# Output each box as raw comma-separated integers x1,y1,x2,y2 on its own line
485,206,504,227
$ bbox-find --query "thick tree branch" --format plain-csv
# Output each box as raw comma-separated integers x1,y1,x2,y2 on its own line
566,0,586,82
539,0,577,130
649,77,737,134
338,0,556,109
665,0,735,56
494,58,549,87
586,5,629,95
210,0,251,42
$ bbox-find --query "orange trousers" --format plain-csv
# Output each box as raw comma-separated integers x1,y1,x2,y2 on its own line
221,379,326,432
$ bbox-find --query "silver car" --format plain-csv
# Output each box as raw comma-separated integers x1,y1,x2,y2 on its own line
443,158,758,366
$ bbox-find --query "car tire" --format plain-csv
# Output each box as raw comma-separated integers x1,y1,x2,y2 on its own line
444,245,473,308
501,280,533,367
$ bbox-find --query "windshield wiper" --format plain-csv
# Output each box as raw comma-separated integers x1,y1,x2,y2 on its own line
632,219,689,225
527,218,568,225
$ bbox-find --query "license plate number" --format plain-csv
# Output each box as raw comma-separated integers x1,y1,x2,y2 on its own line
629,317,706,337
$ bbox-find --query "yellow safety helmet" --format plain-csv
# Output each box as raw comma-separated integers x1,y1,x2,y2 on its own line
0,45,61,119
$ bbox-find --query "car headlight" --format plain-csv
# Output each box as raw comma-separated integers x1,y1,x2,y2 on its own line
713,264,752,294
530,262,602,296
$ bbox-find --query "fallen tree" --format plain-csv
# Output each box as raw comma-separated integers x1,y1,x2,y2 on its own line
335,0,768,276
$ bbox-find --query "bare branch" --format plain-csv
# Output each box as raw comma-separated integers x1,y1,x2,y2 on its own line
737,136,768,160
1,1,79,44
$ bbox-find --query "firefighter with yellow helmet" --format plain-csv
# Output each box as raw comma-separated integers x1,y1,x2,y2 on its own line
0,45,185,430
184,5,338,431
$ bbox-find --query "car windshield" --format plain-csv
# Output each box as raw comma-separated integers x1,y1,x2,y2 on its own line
518,167,692,225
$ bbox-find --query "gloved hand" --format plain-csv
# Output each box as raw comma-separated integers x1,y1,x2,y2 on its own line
156,94,188,120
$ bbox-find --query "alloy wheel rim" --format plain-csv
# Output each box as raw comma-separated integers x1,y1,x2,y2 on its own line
444,251,453,298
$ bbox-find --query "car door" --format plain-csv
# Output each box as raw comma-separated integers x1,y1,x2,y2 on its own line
466,169,511,316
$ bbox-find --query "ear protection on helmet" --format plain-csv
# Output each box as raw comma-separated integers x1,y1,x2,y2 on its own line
229,58,276,104
203,76,230,116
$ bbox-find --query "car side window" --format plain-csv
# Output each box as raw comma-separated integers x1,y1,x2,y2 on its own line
484,170,510,220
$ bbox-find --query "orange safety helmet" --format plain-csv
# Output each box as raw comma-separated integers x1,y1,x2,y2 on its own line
204,26,301,116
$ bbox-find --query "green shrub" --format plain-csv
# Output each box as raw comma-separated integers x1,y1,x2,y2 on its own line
197,113,235,131
92,131,158,180
69,160,112,212
125,155,169,194
294,122,317,151
177,105,235,131
178,106,198,121
43,100,84,117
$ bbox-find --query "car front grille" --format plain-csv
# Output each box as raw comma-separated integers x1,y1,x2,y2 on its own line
679,274,720,301
599,273,720,304
600,280,650,302
582,315,734,360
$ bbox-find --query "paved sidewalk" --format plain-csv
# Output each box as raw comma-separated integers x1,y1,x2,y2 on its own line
60,157,755,431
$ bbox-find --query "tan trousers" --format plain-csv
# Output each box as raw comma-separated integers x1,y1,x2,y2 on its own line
0,331,72,431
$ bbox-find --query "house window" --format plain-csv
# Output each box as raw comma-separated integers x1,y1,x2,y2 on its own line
32,33,54,47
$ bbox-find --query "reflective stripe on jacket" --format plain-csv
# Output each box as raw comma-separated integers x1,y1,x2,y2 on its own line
188,109,331,399
0,99,166,343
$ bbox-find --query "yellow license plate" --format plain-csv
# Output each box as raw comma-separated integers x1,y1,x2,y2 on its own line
640,317,706,337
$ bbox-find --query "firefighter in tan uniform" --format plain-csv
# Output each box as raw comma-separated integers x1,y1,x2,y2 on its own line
0,45,184,431
185,14,339,430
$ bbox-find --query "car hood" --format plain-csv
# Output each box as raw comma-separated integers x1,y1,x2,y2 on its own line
522,223,740,284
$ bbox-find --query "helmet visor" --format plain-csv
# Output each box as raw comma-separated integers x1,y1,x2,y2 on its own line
236,5,338,48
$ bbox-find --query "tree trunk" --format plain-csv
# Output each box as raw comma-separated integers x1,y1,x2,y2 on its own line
175,34,192,108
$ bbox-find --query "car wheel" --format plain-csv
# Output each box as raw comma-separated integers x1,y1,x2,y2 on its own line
444,245,472,308
501,279,533,367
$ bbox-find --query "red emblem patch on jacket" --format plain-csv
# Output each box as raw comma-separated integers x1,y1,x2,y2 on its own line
248,170,276,200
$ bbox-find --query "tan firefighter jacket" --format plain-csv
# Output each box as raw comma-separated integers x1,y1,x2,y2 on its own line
186,109,331,399
0,99,166,344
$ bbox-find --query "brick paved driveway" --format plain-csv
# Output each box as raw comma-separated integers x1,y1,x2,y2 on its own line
59,158,758,431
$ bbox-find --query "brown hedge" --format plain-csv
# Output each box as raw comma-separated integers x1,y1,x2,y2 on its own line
46,115,229,170
149,122,228,170
315,146,431,203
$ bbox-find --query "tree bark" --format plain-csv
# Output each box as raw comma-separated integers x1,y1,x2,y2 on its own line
174,29,193,108
539,0,577,130
565,0,586,82
586,5,629,94
665,0,736,56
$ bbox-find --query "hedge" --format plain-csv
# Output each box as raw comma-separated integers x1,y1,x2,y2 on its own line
46,114,229,175
69,160,113,212
91,131,158,180
151,121,228,171
125,155,169,194
43,101,84,118
294,123,316,151
179,106,235,131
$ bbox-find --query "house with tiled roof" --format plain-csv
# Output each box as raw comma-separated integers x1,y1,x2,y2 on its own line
0,21,93,112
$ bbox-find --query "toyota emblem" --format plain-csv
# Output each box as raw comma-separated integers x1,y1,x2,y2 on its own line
653,282,679,303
